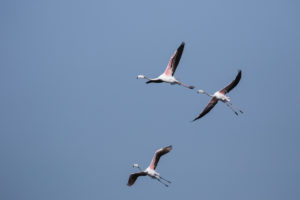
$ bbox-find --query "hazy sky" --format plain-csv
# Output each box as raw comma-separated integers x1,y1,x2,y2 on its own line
1,0,300,200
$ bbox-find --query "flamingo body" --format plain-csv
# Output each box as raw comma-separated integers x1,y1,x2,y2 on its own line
213,91,230,102
145,167,160,178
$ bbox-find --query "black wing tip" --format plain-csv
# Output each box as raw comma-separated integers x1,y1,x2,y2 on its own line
236,70,242,79
161,145,173,152
237,69,242,75
177,42,185,50
127,178,133,186
193,112,206,121
236,70,242,81
192,117,200,122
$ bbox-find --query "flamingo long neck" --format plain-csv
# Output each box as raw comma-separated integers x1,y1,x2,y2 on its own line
203,91,213,97
135,165,143,172
144,76,150,81
141,75,152,81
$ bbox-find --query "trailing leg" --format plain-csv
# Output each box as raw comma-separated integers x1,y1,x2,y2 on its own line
228,102,243,114
226,103,239,116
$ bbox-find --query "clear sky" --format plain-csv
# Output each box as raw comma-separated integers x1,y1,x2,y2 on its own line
1,0,300,200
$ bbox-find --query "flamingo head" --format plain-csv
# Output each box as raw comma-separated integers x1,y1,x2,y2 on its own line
133,163,139,168
137,75,145,79
197,89,205,94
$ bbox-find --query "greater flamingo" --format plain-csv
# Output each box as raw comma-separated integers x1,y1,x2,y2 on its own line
193,70,243,121
127,145,172,187
137,42,194,89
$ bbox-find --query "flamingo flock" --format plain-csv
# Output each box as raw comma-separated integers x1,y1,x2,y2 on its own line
128,42,243,187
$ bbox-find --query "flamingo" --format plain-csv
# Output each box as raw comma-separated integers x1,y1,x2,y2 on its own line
127,145,172,187
137,42,194,89
193,70,243,121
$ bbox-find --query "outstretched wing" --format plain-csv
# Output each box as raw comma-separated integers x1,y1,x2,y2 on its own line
127,172,148,186
164,42,185,76
220,70,242,94
193,97,218,121
149,145,172,170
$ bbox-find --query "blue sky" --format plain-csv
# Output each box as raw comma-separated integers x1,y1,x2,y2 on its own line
1,0,300,200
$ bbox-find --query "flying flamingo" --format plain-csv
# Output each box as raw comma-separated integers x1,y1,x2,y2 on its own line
137,42,194,89
127,145,172,187
193,70,243,121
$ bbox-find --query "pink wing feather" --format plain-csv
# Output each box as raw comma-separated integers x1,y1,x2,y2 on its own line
149,145,172,170
164,42,185,77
